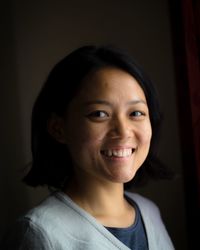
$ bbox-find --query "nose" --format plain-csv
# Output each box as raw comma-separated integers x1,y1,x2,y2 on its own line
108,115,132,139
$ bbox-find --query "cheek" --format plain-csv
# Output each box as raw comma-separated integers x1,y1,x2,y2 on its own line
67,122,106,150
66,124,106,166
138,123,152,146
81,127,106,149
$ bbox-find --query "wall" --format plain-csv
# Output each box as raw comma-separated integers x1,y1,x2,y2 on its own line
1,0,187,249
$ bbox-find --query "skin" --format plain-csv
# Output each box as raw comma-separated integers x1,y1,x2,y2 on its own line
50,67,152,227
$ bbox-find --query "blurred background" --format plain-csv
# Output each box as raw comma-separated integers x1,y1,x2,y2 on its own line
1,0,199,249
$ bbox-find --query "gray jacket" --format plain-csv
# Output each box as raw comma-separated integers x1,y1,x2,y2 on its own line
1,191,175,250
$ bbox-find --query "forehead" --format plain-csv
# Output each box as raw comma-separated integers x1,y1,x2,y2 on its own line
77,67,146,102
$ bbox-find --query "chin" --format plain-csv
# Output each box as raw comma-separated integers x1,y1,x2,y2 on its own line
108,171,137,184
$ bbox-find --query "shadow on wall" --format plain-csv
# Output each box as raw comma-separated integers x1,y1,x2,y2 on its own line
0,0,31,238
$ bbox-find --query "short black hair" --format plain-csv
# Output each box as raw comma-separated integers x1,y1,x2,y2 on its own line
23,45,173,190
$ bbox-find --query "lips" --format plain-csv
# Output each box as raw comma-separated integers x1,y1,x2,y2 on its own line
101,148,135,158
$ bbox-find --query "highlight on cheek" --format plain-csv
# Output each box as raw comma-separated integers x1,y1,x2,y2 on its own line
143,126,152,143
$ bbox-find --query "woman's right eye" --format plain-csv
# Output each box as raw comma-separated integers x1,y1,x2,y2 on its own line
87,110,109,119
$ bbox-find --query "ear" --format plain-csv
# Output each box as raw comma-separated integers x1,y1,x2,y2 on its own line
47,113,67,144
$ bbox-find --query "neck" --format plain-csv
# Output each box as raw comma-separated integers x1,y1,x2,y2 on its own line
64,175,135,228
64,175,126,216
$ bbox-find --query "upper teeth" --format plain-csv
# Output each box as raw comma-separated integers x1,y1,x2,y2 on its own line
102,149,132,157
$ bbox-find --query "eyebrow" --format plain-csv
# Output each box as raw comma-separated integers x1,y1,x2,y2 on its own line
83,99,147,106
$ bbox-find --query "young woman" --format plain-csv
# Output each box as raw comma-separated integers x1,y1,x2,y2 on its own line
1,45,175,249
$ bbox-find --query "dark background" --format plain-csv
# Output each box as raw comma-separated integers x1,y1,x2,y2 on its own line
2,1,199,249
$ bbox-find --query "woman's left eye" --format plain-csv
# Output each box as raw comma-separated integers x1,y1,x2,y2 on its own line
130,111,144,117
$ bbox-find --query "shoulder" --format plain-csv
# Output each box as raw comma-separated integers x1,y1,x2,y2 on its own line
24,192,65,224
1,192,76,249
0,193,63,250
0,217,53,250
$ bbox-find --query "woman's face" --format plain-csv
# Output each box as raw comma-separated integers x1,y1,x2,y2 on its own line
62,67,152,185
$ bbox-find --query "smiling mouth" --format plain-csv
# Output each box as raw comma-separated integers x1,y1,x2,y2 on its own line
101,148,135,158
